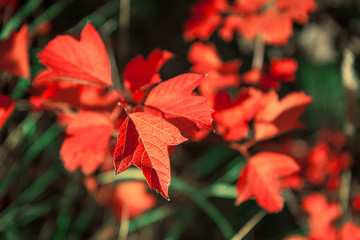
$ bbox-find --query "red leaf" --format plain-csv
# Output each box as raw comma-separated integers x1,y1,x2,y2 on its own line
124,49,173,102
188,42,241,74
270,58,298,81
0,0,17,9
31,73,119,111
283,235,308,240
183,0,228,41
144,73,214,133
60,111,113,174
213,88,262,141
236,152,300,212
110,181,156,219
114,112,187,199
0,24,29,78
220,10,293,45
302,193,341,240
254,90,312,140
340,222,360,240
352,195,360,212
0,95,15,130
276,0,317,24
37,23,112,86
198,71,240,107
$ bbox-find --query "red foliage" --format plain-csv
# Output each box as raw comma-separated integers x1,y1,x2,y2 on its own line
37,23,112,86
188,42,241,107
124,49,173,103
339,222,360,240
302,194,341,240
220,0,316,44
31,78,120,111
144,73,214,135
110,181,156,219
254,90,312,140
236,152,300,212
0,24,29,78
306,141,351,189
114,112,187,199
243,58,298,90
184,0,228,41
0,94,15,130
60,111,113,174
213,88,262,141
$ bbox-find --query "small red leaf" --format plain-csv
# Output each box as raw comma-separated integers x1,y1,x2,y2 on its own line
236,152,300,212
0,95,15,130
114,112,187,199
213,88,262,141
124,49,173,102
37,23,112,86
302,193,341,240
340,222,360,240
144,73,214,133
254,90,312,140
0,24,29,78
110,181,156,219
188,42,240,74
60,111,113,174
183,0,228,41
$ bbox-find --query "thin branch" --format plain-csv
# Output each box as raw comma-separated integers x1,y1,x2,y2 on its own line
339,169,352,223
251,35,265,70
228,142,251,159
118,0,130,70
231,209,267,240
118,204,129,240
243,139,257,150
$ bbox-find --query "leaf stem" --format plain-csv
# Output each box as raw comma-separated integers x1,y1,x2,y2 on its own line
228,142,251,159
231,209,267,240
118,204,129,240
339,169,352,223
251,35,265,70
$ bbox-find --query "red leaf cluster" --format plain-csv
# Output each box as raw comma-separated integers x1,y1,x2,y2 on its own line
31,23,214,199
184,0,316,45
244,58,298,90
283,193,359,240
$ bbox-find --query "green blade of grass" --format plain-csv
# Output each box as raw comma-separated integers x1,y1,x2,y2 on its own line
128,206,175,232
71,0,119,32
21,123,63,164
215,155,246,183
0,165,63,232
17,198,58,227
164,210,196,240
172,177,235,239
53,174,81,240
97,167,144,184
193,144,236,177
98,169,235,237
0,122,63,196
0,0,44,38
11,78,30,99
204,183,237,199
73,197,97,233
29,0,73,30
